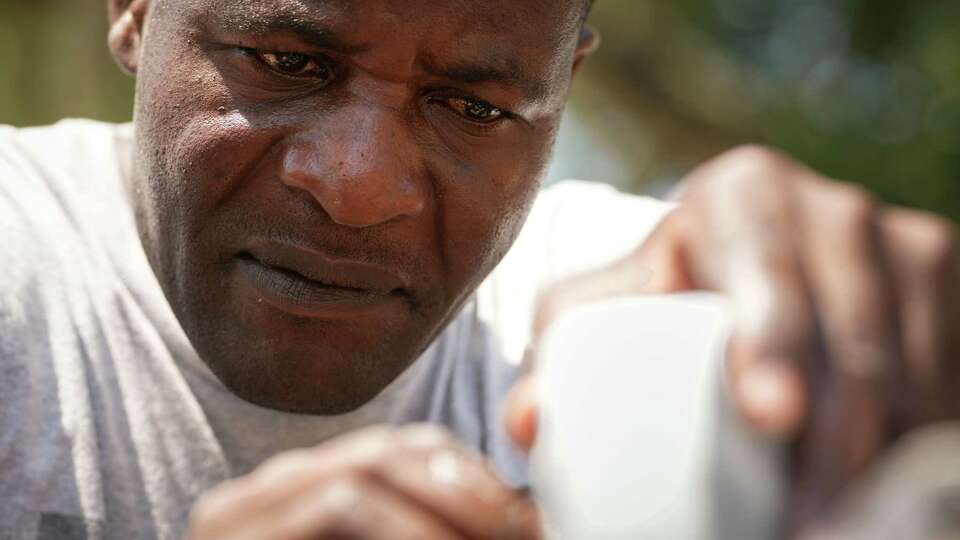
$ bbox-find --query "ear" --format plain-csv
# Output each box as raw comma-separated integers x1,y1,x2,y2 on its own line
108,0,150,76
572,25,600,76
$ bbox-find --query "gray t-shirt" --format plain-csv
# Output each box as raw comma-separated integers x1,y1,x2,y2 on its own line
0,119,670,539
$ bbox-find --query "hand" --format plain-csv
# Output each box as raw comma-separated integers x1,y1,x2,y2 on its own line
506,145,960,534
188,425,539,540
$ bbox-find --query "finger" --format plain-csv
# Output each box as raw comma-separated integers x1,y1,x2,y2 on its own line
524,249,659,452
640,147,819,436
370,425,541,540
211,427,400,527
188,479,251,539
189,426,409,538
190,426,522,540
503,375,538,452
789,180,901,531
235,476,466,540
880,208,960,421
532,253,655,354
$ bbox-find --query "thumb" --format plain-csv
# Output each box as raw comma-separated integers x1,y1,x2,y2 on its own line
504,375,538,452
515,232,675,452
531,206,706,351
532,251,661,350
517,213,694,452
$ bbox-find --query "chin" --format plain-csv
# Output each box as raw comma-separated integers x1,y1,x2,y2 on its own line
202,342,417,414
184,305,430,415
221,374,391,415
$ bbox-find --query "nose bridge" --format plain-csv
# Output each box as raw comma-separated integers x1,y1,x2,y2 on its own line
280,103,426,228
337,100,392,170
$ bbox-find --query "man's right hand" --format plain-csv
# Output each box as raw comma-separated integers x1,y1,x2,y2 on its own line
187,425,539,540
506,146,960,537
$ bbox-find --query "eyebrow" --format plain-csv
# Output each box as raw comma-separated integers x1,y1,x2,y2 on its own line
422,59,550,102
210,11,369,55
205,7,550,101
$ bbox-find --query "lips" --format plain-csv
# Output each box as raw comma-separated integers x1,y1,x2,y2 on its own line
234,241,408,318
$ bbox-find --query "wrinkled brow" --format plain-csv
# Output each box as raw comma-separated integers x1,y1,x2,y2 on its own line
204,5,369,55
422,57,550,102
198,1,553,101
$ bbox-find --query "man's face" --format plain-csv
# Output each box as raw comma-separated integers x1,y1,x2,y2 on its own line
129,0,586,413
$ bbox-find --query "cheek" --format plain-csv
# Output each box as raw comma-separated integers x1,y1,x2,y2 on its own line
137,109,277,259
174,113,271,211
434,126,555,289
135,30,273,222
135,39,277,233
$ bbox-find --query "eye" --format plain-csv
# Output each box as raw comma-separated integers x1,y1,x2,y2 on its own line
445,96,506,124
249,49,334,82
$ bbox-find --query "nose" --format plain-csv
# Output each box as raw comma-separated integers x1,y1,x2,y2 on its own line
280,105,427,228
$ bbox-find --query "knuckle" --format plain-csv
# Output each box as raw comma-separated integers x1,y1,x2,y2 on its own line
339,425,399,468
315,477,368,532
830,334,890,383
688,145,802,208
831,183,879,236
718,144,793,179
396,423,456,450
188,496,214,526
325,476,365,513
188,485,230,532
912,215,959,274
353,424,397,448
658,204,697,235
252,448,315,482
724,144,786,168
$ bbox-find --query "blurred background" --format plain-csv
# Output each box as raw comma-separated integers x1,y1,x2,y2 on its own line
1,0,958,220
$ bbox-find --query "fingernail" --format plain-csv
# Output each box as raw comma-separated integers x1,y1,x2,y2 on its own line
428,450,501,503
740,364,785,409
737,362,803,435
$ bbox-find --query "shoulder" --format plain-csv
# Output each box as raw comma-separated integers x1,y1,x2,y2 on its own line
0,118,125,157
0,119,135,339
0,119,131,191
0,120,132,222
0,119,136,434
0,120,119,269
0,119,132,246
0,118,130,154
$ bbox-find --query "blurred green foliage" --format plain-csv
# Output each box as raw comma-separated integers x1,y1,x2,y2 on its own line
0,0,134,125
573,0,960,219
1,0,957,219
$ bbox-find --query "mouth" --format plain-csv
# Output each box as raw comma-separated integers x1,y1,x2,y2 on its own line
233,246,408,319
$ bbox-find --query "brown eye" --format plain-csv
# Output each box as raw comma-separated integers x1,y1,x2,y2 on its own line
255,50,333,82
447,97,505,123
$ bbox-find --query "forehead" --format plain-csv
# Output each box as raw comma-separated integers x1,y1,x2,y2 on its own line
194,0,584,36
202,0,581,25
170,0,583,98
